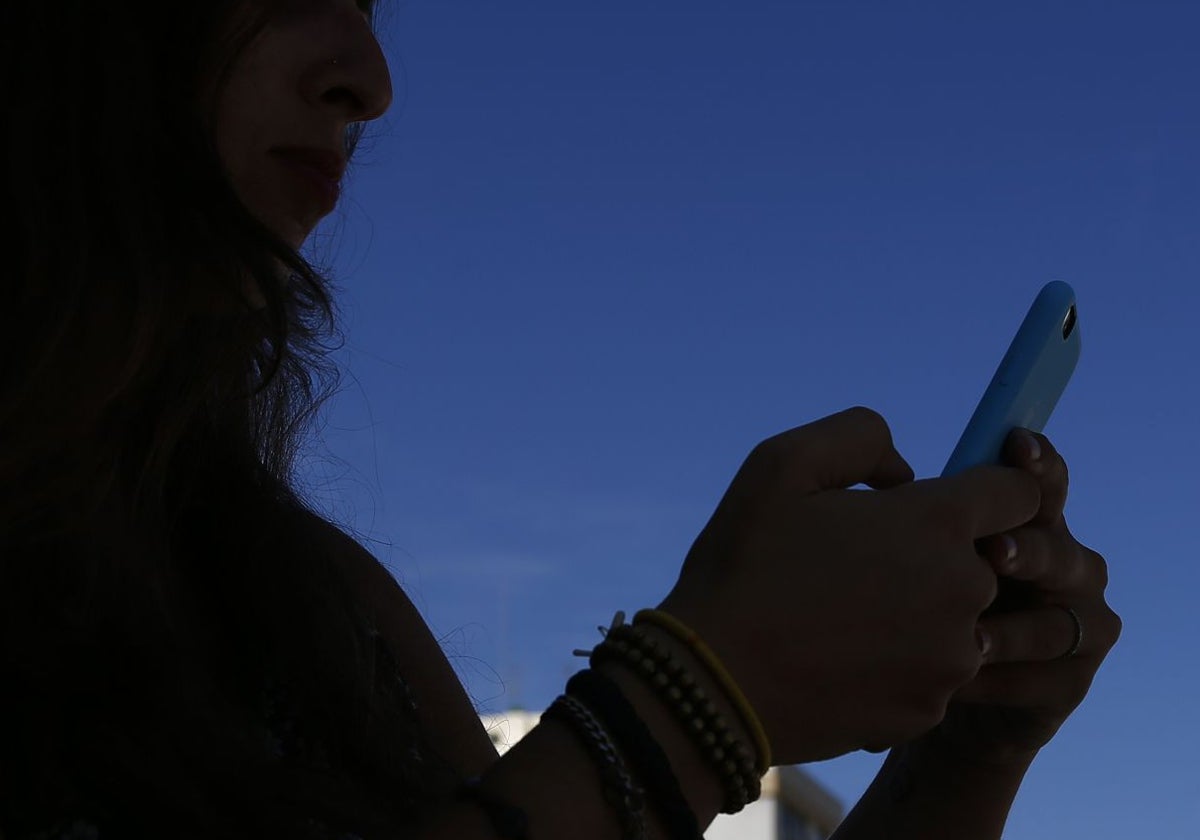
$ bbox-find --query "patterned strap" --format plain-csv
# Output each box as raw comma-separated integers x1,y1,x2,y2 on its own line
565,669,702,840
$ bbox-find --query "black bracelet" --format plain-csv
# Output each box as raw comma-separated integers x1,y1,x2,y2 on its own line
593,626,760,813
565,669,702,840
544,694,647,840
458,776,530,840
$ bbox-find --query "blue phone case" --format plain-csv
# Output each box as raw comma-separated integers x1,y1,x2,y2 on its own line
941,281,1081,477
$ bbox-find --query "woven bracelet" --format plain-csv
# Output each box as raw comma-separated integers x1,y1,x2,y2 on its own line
544,693,647,840
594,624,760,813
566,669,703,840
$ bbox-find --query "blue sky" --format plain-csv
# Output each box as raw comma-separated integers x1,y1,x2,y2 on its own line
299,2,1199,836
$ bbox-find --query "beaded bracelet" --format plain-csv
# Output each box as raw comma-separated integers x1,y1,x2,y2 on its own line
633,609,772,774
566,669,703,840
593,624,759,813
544,693,647,840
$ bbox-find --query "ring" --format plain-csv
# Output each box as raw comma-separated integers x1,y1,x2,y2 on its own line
1058,605,1083,659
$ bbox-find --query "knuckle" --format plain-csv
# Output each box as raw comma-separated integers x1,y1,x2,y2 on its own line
749,421,820,468
1055,539,1089,591
843,405,888,431
1067,669,1097,704
743,436,789,483
841,405,894,447
1084,546,1110,590
748,434,783,465
1103,605,1123,647
1075,544,1108,590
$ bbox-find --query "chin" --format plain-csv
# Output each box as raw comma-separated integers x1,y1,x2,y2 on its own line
279,221,311,250
292,219,321,249
256,207,312,250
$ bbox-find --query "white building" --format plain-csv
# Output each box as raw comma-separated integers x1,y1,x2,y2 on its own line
481,710,843,840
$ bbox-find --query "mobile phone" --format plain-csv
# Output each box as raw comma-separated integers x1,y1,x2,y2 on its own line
941,281,1081,477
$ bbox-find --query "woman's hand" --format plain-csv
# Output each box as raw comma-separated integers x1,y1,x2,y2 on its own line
917,429,1122,766
659,407,1042,766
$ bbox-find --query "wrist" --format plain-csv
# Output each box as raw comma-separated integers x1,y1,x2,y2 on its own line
833,738,1034,840
592,655,725,836
885,733,1037,801
914,721,1042,775
579,608,769,830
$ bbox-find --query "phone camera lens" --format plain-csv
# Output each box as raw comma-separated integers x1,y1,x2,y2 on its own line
1062,305,1077,339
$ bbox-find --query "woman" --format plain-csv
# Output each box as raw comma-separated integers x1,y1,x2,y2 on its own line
0,2,1120,838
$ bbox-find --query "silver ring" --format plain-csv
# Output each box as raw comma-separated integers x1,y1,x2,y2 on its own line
1058,605,1083,659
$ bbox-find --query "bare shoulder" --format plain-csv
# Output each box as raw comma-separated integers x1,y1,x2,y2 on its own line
319,520,499,776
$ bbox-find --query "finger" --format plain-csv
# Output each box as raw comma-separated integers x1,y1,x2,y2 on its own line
978,606,1080,664
922,465,1041,540
953,659,1098,710
1002,429,1068,525
977,526,1091,593
977,531,1020,577
1001,427,1043,473
756,406,915,494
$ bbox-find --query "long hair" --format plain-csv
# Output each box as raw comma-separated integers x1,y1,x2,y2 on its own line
0,3,452,837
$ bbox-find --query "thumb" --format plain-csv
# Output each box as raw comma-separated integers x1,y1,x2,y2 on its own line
767,406,914,494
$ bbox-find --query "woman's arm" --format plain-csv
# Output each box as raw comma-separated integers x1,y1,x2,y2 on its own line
329,411,1050,838
331,527,500,777
415,632,735,840
337,529,732,838
830,740,1034,840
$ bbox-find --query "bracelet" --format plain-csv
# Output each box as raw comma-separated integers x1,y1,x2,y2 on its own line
593,624,759,813
566,669,703,840
633,609,772,774
544,694,647,840
457,777,530,840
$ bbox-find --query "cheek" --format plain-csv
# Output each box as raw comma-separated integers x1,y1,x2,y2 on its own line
213,96,303,245
212,34,283,223
215,88,264,198
208,26,322,249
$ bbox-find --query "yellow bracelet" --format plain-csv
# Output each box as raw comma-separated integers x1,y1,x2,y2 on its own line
633,609,772,774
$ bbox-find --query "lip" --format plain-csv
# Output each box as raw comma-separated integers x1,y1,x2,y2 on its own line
270,146,346,217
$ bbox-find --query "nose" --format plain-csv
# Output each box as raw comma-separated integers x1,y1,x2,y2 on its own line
303,11,393,124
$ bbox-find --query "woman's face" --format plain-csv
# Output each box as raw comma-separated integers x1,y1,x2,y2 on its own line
215,1,391,248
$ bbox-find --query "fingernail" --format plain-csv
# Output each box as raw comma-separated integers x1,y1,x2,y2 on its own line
977,627,992,661
999,534,1019,574
1021,430,1041,462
